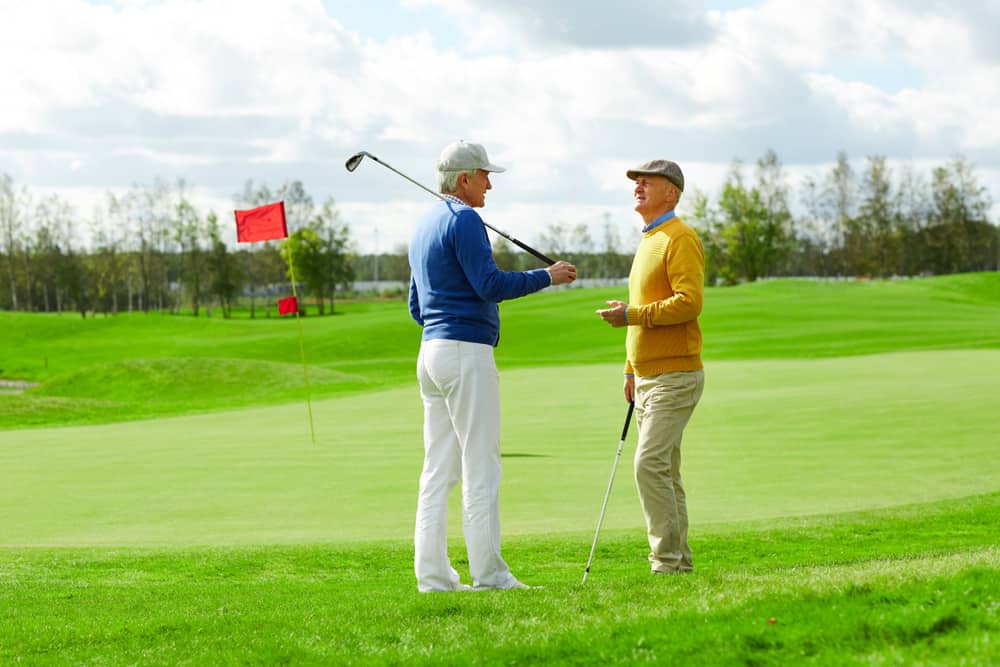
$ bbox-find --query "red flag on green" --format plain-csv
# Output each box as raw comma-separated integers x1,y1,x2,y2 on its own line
278,296,298,315
234,201,288,242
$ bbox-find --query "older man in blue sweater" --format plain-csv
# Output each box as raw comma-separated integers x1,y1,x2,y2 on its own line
409,140,577,592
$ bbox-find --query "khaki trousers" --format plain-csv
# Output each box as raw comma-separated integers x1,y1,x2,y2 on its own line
633,370,704,573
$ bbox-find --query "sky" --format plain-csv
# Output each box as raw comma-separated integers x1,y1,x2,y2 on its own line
2,0,999,254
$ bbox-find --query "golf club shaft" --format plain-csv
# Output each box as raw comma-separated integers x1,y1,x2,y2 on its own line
366,153,444,202
582,401,635,584
349,151,556,265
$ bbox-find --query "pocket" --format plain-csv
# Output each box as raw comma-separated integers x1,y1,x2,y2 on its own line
424,340,461,389
645,372,700,411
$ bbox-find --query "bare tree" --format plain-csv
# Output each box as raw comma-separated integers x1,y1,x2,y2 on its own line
33,194,77,312
174,193,207,316
823,152,856,275
0,174,29,309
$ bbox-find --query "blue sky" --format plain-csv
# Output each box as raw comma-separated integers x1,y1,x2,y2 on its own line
1,0,997,252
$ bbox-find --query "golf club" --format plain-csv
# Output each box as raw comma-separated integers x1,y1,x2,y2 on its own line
582,400,635,584
345,150,556,266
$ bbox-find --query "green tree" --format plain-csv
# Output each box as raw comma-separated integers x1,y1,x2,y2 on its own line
206,212,242,318
688,191,726,285
314,199,354,313
929,157,995,274
237,179,319,317
709,154,792,283
280,199,353,315
856,156,900,277
894,165,931,275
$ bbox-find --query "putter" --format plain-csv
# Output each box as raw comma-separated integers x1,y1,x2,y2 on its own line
582,400,635,584
345,150,556,265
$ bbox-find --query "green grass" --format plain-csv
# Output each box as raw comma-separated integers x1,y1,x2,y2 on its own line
2,273,999,428
1,273,998,664
3,351,998,545
1,493,997,665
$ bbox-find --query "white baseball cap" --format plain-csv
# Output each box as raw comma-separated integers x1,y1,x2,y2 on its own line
437,140,506,173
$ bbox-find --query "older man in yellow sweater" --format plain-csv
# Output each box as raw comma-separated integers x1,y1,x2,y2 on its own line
597,159,705,575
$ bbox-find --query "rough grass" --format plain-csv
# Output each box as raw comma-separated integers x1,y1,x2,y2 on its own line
1,493,996,665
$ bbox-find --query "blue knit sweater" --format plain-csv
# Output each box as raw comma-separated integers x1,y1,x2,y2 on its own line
408,199,551,346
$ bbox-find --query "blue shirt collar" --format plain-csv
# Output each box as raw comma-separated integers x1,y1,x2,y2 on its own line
642,210,676,233
442,194,467,207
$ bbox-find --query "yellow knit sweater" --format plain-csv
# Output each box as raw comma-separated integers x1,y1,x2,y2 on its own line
624,216,704,376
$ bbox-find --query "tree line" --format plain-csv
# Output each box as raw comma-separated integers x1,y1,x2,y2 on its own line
476,151,997,285
1,151,996,317
690,151,997,284
0,176,352,318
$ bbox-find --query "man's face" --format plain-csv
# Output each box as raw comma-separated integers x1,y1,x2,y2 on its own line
462,169,492,208
633,175,677,218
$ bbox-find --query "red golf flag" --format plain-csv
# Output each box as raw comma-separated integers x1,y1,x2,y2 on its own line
278,296,298,316
234,201,288,242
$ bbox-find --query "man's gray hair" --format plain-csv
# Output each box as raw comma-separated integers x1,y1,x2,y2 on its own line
438,168,479,194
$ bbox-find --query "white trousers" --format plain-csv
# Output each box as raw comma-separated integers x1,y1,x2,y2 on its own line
414,339,517,592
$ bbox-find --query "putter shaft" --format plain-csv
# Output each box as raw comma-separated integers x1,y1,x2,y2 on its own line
582,401,635,584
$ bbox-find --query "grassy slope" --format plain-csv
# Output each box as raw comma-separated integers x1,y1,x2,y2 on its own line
2,272,999,428
1,493,997,665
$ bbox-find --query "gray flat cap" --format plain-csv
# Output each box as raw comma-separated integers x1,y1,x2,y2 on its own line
626,159,684,192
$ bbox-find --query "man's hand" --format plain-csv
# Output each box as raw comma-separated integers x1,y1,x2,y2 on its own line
624,375,635,403
596,300,628,327
547,261,577,285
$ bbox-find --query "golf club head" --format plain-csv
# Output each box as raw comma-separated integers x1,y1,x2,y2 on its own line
344,151,374,172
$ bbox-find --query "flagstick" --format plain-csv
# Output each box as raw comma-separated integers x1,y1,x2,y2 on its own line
286,256,317,445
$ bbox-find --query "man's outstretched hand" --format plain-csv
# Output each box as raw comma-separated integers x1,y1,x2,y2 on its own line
547,261,577,285
596,300,628,327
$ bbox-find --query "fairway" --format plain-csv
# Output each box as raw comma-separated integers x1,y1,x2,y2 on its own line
2,349,997,546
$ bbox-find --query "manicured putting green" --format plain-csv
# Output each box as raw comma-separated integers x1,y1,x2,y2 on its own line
1,349,995,546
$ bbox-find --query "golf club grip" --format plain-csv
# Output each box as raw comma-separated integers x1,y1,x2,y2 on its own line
511,239,556,266
481,221,555,265
621,401,635,440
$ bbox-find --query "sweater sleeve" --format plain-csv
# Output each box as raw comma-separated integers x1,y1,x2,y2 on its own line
408,276,423,325
627,232,704,327
452,210,549,302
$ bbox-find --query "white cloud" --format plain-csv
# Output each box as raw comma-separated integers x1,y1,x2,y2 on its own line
0,0,997,255
405,0,717,50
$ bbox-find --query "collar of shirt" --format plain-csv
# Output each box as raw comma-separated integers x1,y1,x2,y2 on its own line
642,210,676,233
442,194,467,207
